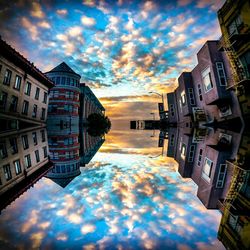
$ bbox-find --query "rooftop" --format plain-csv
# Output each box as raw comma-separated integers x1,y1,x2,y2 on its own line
0,36,54,89
46,62,81,78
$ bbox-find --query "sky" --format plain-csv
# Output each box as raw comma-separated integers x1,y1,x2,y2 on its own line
0,0,225,126
0,129,224,249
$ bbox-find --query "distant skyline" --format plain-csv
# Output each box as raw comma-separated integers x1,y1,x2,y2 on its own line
0,0,225,125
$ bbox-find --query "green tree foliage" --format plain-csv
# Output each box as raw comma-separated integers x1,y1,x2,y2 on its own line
87,113,111,137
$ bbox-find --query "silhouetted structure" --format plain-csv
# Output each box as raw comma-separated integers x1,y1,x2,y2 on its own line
130,120,160,130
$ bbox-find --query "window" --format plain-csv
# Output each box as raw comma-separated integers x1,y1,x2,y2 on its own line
41,130,46,142
9,137,18,154
51,152,59,160
56,77,60,85
202,158,213,182
64,137,73,145
24,154,32,168
22,100,29,115
228,15,243,36
188,145,196,162
53,90,59,98
239,50,250,79
198,149,203,166
170,134,175,146
202,67,213,92
181,143,186,160
35,87,40,100
32,104,37,118
170,104,175,117
61,77,66,85
24,82,31,95
22,135,29,150
3,69,12,85
188,88,195,105
9,95,18,112
0,91,8,110
35,150,40,163
43,92,48,104
0,142,8,159
32,132,37,145
181,91,186,106
41,108,46,120
216,164,227,188
14,160,22,175
67,77,70,85
14,75,21,90
43,146,48,158
3,164,12,181
198,84,203,101
216,62,227,86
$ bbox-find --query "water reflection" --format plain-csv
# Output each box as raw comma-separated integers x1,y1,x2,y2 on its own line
164,126,250,249
0,124,249,249
0,127,52,212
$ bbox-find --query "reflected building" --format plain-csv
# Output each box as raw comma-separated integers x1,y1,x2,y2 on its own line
217,163,250,250
79,128,105,166
0,128,52,211
0,37,54,132
46,125,81,188
166,126,243,209
165,124,250,249
46,124,105,187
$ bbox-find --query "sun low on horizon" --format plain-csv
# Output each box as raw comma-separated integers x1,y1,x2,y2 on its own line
0,0,225,125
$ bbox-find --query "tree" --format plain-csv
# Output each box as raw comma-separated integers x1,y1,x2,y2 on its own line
87,113,111,137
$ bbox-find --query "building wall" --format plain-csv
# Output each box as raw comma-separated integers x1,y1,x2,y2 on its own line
0,56,49,125
0,128,49,195
79,84,105,123
167,92,178,124
46,125,80,188
45,70,81,126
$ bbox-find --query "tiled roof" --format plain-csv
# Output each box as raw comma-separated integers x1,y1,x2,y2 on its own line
47,62,81,77
0,36,54,89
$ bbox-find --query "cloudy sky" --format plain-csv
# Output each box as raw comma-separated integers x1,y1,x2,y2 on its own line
0,0,225,127
0,129,224,249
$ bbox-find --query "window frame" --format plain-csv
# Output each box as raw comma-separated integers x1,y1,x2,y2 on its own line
202,67,213,93
3,69,12,85
202,157,213,182
14,75,22,90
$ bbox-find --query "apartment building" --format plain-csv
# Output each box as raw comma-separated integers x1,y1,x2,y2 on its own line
166,126,242,209
167,41,242,129
79,83,105,124
217,0,250,82
217,163,250,250
0,37,54,131
0,127,51,197
45,62,81,127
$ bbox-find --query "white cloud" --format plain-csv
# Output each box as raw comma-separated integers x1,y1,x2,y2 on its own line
68,26,82,37
21,17,38,40
81,16,96,26
38,21,51,29
56,9,68,16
